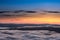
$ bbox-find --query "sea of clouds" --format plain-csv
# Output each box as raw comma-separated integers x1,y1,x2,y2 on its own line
0,30,60,40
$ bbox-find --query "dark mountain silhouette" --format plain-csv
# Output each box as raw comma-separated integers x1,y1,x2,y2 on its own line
44,11,60,13
0,10,60,13
14,10,36,13
0,11,10,13
14,10,25,13
0,10,36,13
25,11,36,13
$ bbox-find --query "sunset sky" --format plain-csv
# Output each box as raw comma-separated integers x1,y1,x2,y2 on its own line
0,0,60,11
0,0,60,24
0,13,60,24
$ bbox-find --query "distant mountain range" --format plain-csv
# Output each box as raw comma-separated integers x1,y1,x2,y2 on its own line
0,10,36,13
0,10,37,16
0,10,60,16
43,11,60,13
0,10,60,13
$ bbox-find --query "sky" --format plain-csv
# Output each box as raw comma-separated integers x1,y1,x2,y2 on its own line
0,13,60,24
0,0,60,24
0,0,60,11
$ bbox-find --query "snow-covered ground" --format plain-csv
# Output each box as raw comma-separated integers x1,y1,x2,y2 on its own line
0,30,60,40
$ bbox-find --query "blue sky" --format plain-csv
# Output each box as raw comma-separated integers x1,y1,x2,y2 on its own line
0,0,60,11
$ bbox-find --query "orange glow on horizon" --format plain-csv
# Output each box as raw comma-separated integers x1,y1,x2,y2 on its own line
0,13,60,24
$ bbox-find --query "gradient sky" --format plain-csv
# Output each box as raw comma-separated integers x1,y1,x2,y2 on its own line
0,0,60,11
0,0,60,24
0,13,60,24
